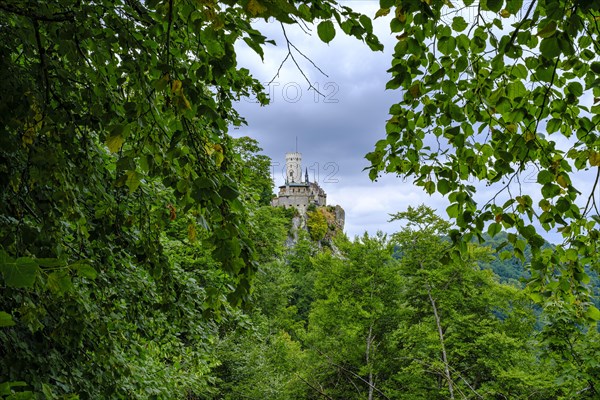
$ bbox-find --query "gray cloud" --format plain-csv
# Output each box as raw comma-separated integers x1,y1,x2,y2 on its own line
231,3,590,243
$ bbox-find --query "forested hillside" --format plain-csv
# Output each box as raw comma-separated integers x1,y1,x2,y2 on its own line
211,205,600,399
2,0,600,398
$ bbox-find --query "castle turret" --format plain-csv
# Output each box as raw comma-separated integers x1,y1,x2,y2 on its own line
286,152,302,184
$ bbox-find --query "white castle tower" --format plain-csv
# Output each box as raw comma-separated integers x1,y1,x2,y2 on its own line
285,152,302,184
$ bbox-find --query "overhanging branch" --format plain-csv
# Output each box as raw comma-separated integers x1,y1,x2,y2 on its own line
0,2,74,22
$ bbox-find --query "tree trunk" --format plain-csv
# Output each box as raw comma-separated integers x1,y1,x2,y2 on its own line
427,284,454,399
366,323,374,400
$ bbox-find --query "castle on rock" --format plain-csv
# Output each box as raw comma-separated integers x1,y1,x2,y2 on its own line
271,152,327,214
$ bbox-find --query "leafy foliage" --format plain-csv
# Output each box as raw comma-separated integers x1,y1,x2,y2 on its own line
304,233,402,400
389,206,557,399
3,0,600,397
0,0,382,397
306,208,328,242
366,0,600,315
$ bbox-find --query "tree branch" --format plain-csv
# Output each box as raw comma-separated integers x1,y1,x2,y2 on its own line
583,166,600,217
0,2,74,22
312,347,392,400
426,281,454,399
503,0,537,53
32,18,50,106
295,373,335,400
269,23,327,97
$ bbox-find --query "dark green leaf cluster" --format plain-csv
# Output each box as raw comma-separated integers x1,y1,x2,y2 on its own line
0,0,381,396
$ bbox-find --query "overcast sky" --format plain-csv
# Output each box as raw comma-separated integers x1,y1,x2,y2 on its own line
231,1,424,237
231,1,594,242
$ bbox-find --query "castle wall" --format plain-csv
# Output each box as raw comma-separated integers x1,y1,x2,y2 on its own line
272,182,327,214
271,193,311,214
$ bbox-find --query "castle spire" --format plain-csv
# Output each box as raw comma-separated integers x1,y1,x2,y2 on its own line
305,168,309,183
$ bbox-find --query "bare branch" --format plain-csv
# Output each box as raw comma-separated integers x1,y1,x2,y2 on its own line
295,373,334,400
583,167,600,217
268,23,327,97
311,347,392,400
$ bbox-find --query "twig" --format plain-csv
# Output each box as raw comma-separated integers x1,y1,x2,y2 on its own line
288,40,329,78
582,167,600,217
295,373,334,400
312,347,392,400
503,0,537,53
269,23,326,97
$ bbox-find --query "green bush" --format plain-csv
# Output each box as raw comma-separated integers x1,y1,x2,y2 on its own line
306,210,327,242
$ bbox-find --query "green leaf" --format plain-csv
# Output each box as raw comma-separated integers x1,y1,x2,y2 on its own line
106,134,125,153
566,81,583,97
41,383,55,400
243,37,264,60
539,37,560,59
447,203,459,218
438,36,456,55
541,182,561,198
585,306,600,321
483,0,503,13
359,15,373,33
506,0,523,14
0,311,16,327
106,124,130,153
487,222,502,237
528,291,543,303
438,179,451,195
424,180,435,194
452,16,468,32
125,170,142,192
220,185,240,200
47,271,73,296
547,118,561,133
73,262,98,279
511,64,528,79
317,20,336,44
0,253,39,288
537,170,554,184
375,8,390,19
297,4,311,20
537,21,557,38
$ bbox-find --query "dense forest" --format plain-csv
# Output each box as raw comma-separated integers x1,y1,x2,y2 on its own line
2,136,600,398
2,0,600,398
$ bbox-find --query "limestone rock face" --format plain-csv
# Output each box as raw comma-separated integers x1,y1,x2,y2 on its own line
286,215,305,248
333,205,345,232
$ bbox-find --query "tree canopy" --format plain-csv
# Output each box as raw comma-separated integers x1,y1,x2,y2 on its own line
2,0,600,398
0,1,379,397
365,0,600,318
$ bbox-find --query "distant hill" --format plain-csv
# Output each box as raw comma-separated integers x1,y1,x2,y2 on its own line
478,232,600,306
